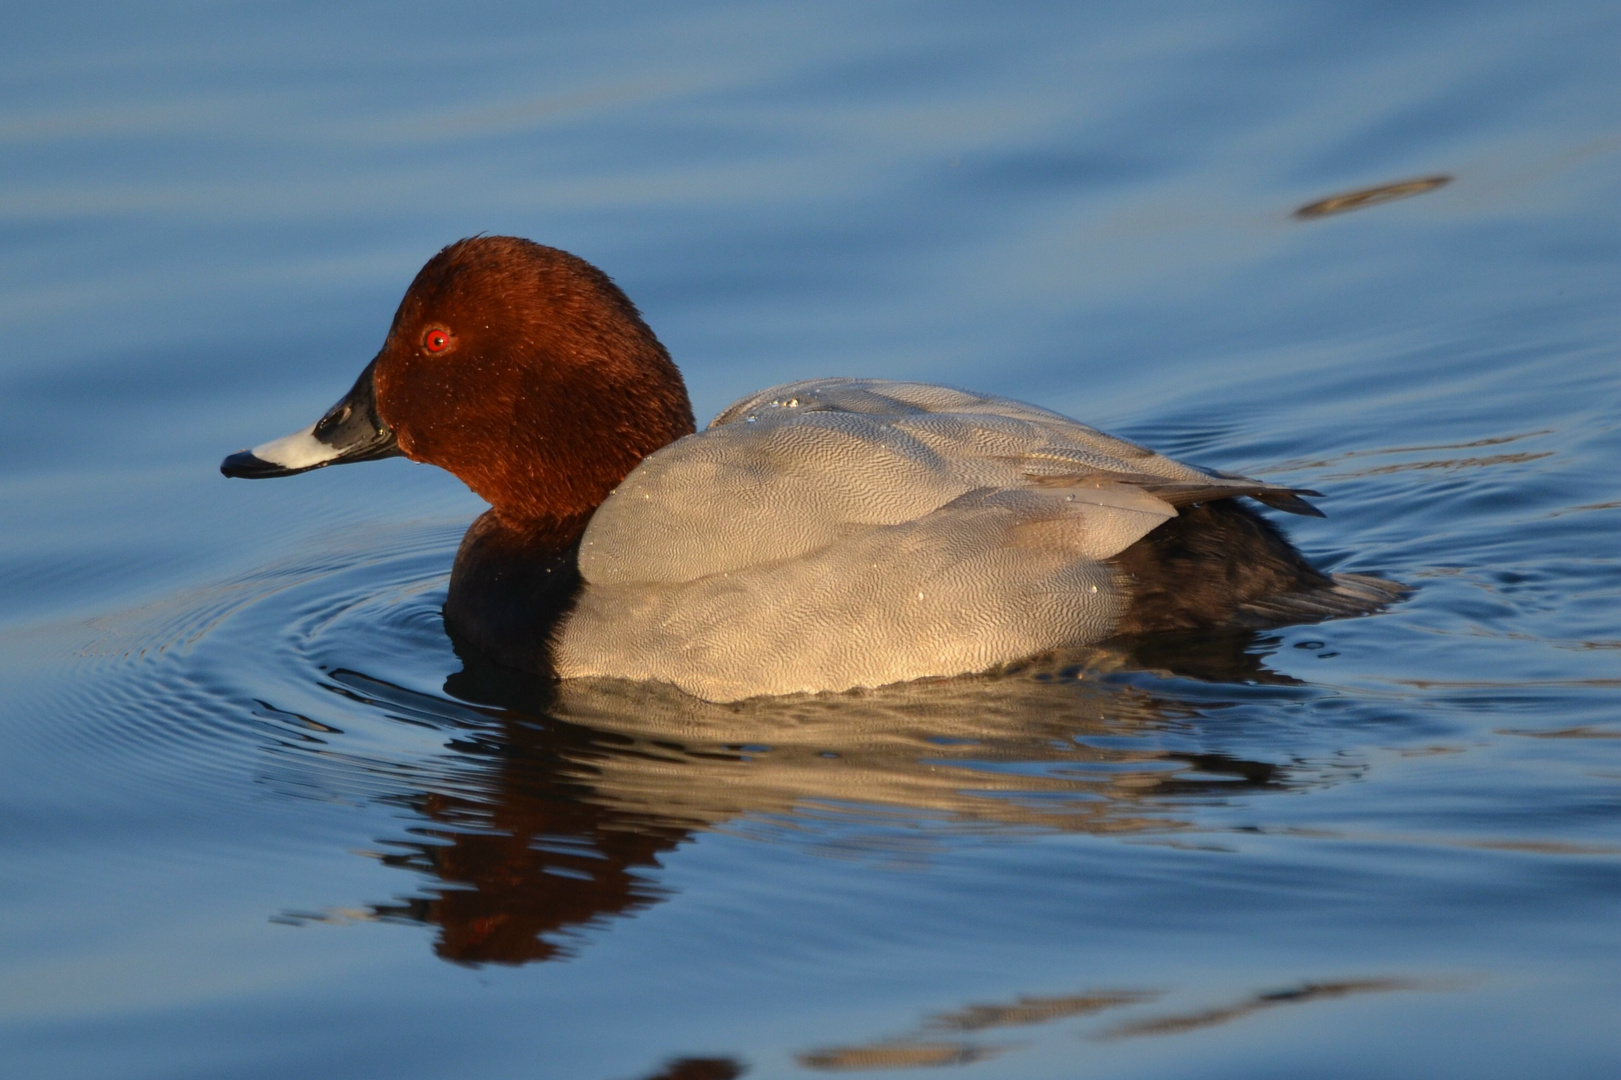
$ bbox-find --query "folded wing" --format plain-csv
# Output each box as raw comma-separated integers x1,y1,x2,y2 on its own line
578,378,1319,589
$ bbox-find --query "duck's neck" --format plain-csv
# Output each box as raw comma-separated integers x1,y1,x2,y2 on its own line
443,509,593,673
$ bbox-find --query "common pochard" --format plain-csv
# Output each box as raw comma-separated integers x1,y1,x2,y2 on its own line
223,236,1398,701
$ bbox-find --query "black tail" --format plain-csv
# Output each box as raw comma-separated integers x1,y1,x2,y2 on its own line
1108,500,1404,635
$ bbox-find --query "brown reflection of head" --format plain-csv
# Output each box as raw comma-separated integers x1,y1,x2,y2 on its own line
635,1057,747,1080
370,715,694,966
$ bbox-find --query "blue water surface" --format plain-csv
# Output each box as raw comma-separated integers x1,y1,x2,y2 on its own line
1,2,1618,1078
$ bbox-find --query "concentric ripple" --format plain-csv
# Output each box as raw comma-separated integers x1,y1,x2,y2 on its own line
8,520,467,818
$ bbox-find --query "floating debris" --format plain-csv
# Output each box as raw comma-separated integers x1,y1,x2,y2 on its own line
1294,175,1452,219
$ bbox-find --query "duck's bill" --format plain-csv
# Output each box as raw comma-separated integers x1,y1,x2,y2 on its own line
220,359,401,479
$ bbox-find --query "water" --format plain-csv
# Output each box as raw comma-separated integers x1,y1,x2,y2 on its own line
2,2,1618,1077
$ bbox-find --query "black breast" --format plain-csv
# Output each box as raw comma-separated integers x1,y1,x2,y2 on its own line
444,510,584,675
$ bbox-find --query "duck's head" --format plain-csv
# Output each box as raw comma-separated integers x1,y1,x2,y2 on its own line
221,236,696,533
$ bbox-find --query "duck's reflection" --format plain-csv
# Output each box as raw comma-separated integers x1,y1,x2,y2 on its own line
292,633,1307,967
364,746,691,965
631,1059,746,1080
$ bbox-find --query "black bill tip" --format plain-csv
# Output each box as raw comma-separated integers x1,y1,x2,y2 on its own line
221,450,293,479
220,358,401,481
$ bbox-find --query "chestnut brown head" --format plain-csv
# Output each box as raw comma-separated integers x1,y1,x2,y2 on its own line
222,237,697,534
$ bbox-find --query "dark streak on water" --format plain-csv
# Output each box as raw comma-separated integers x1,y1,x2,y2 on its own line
1,2,1619,1078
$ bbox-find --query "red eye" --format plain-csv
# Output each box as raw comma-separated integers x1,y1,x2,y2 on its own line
423,328,452,353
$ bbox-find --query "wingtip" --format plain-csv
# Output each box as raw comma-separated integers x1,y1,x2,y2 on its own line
1253,490,1327,517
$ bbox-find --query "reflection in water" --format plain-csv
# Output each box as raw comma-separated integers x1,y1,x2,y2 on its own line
1293,175,1452,218
1498,725,1621,739
795,989,1152,1073
1095,978,1432,1039
792,978,1430,1071
928,990,1157,1031
268,636,1319,966
797,1042,1004,1072
630,1058,747,1080
366,771,689,965
309,672,696,966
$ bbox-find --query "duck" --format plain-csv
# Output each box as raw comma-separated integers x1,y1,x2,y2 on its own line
222,236,1399,702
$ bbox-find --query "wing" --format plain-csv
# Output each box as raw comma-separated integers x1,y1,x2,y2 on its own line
716,379,1322,512
577,378,1319,588
559,486,1149,700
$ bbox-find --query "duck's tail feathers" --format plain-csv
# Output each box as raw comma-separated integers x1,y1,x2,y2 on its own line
1235,572,1410,627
